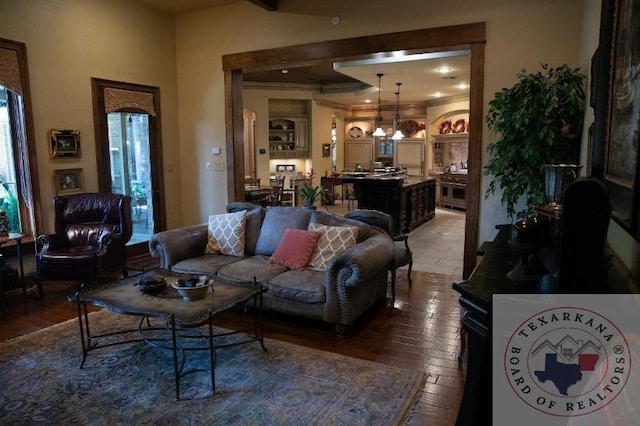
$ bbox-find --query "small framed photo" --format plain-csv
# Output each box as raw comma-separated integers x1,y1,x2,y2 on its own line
54,168,84,195
322,143,331,158
49,129,80,158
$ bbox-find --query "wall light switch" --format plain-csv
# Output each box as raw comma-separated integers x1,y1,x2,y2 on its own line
211,147,221,155
214,160,225,171
205,161,212,170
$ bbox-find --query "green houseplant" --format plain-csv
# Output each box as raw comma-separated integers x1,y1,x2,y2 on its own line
484,64,586,218
297,169,323,208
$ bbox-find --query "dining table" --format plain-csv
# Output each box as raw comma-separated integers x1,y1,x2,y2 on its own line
244,185,276,206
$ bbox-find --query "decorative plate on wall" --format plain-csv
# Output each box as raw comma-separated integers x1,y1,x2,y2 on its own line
399,120,419,137
348,126,363,139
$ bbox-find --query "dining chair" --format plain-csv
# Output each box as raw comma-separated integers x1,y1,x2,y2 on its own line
343,184,358,211
344,208,412,301
244,177,260,188
267,176,286,206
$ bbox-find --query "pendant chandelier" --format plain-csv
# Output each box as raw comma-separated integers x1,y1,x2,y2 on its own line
392,82,404,140
372,73,386,137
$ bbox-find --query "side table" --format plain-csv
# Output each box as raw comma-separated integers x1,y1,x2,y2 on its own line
0,233,26,302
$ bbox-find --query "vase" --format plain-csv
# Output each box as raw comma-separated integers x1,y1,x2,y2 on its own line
506,215,541,283
543,164,582,206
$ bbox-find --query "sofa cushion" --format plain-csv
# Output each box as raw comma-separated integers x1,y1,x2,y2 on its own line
255,207,312,256
243,207,264,255
267,269,326,304
307,223,359,271
217,255,288,283
310,211,372,242
171,254,243,276
269,228,320,270
205,210,246,256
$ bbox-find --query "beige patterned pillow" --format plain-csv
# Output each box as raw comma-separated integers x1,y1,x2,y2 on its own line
307,222,359,271
205,210,246,256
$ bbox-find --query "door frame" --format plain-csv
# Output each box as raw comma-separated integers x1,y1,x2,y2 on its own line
243,108,257,178
222,23,486,279
91,78,167,255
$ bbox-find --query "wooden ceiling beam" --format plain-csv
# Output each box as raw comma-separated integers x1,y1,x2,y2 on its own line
249,0,277,11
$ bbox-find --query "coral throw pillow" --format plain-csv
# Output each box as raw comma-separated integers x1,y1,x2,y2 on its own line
205,210,246,257
269,228,320,270
307,223,359,271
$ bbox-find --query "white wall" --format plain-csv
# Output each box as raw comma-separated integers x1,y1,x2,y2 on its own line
175,0,583,241
0,0,181,232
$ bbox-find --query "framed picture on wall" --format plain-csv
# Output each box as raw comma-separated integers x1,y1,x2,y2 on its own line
592,0,640,242
49,129,81,158
54,168,84,196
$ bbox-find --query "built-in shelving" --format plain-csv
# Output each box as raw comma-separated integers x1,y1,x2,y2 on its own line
269,116,308,159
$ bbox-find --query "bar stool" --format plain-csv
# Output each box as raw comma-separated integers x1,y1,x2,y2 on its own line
344,184,357,211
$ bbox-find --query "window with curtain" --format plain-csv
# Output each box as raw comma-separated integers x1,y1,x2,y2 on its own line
0,38,40,238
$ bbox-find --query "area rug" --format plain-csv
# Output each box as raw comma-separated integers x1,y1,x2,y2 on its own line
126,253,161,273
0,310,425,425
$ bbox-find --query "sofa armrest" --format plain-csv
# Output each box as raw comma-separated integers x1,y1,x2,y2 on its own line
328,231,394,286
324,230,394,327
148,223,208,268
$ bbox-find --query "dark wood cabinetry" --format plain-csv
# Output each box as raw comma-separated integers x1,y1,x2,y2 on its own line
403,179,436,232
340,175,435,234
452,199,624,425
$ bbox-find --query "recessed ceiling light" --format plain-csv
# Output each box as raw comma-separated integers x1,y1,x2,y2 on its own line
456,83,469,89
436,66,452,74
281,69,288,74
364,99,372,103
433,91,443,98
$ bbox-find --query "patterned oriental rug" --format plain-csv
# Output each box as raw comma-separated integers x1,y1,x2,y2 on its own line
0,310,425,425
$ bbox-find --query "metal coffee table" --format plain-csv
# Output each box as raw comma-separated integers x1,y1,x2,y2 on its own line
69,269,266,400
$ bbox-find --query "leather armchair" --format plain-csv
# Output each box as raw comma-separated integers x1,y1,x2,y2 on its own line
36,193,132,297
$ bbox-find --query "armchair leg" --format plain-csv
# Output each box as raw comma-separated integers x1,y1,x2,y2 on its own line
390,268,396,301
407,258,413,287
34,278,44,300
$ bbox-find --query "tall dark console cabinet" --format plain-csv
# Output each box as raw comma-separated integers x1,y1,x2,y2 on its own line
452,178,616,424
452,225,552,424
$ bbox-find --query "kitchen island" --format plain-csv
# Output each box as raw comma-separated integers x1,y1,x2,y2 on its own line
340,173,435,234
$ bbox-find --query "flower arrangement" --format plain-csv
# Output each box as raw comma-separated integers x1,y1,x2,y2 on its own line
297,169,323,207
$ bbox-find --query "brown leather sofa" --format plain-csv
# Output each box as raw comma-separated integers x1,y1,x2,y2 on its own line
35,193,132,297
149,205,394,334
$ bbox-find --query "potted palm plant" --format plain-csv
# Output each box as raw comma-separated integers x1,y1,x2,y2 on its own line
484,63,586,219
297,169,323,209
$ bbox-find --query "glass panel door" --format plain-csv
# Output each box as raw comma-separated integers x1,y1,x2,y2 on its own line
0,86,21,233
107,112,153,245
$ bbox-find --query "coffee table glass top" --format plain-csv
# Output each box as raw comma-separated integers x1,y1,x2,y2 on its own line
75,269,263,326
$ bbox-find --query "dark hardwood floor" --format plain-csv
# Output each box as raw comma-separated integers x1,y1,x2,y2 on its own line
0,270,465,425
